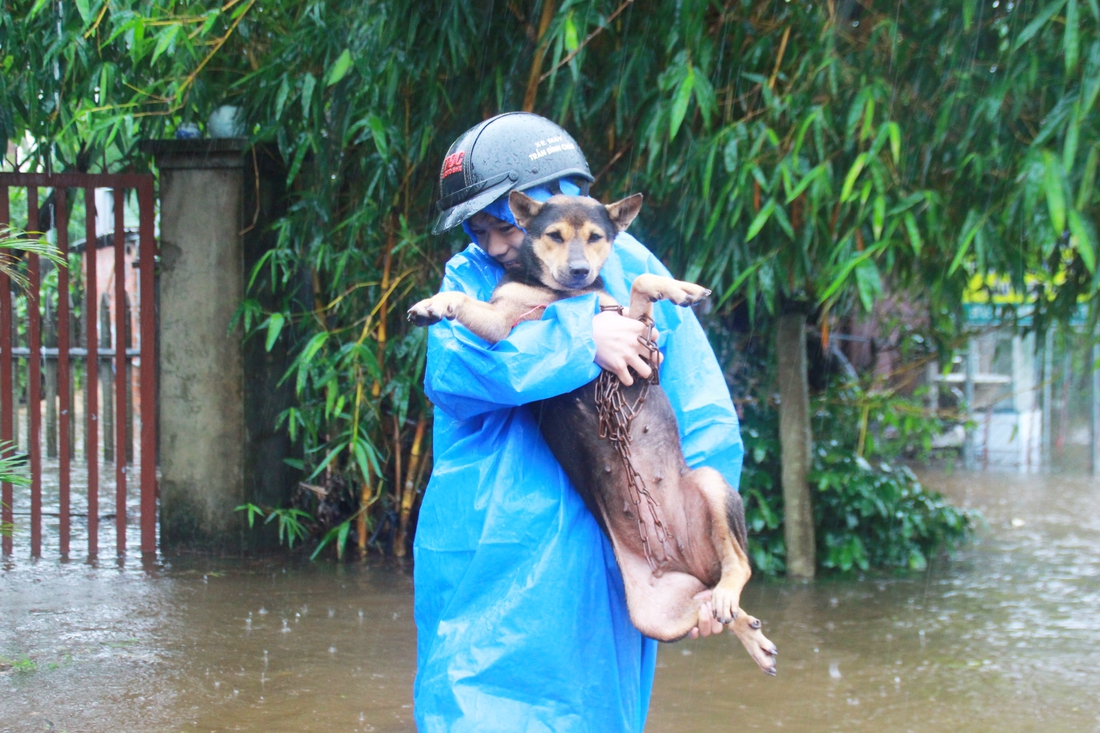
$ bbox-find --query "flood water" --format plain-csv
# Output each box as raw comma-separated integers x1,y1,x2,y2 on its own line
2,470,1099,732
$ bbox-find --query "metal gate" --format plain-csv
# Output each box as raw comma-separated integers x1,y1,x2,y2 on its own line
0,173,158,557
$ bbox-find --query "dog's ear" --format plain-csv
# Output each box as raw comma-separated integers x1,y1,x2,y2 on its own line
509,191,543,230
605,193,643,232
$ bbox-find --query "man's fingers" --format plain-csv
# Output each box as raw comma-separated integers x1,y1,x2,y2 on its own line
696,602,714,637
627,353,652,380
689,596,725,638
613,363,634,386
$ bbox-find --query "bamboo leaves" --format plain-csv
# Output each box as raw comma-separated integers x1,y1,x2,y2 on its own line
1068,207,1098,272
326,49,353,87
840,154,867,203
265,313,286,352
1014,0,1067,51
669,62,696,142
1043,150,1068,237
745,198,775,242
1066,0,1080,76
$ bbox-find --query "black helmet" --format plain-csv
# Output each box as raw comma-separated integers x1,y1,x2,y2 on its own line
433,112,593,234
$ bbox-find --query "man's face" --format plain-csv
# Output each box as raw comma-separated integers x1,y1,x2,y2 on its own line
468,211,525,269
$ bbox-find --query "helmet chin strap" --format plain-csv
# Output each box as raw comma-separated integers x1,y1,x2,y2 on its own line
461,177,584,241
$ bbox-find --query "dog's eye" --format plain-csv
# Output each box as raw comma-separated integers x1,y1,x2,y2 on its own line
587,232,603,243
547,231,565,243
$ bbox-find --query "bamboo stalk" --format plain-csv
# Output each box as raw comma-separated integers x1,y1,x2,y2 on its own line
392,413,403,513
522,0,558,112
358,226,396,555
767,26,791,90
357,472,372,553
394,418,426,558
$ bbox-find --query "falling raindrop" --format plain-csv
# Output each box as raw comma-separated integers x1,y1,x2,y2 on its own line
258,607,268,615
329,646,337,654
829,662,842,679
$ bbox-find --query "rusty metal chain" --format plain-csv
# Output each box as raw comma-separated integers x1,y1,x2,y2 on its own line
594,305,671,573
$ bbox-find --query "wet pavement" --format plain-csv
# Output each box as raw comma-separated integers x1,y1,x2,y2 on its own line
2,469,1099,732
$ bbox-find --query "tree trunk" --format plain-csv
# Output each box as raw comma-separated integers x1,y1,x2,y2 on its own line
776,313,815,579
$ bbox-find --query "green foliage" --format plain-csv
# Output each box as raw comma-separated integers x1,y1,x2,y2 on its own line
812,447,972,573
311,517,355,561
740,386,975,576
0,656,38,674
234,503,311,549
0,442,29,539
2,0,1082,553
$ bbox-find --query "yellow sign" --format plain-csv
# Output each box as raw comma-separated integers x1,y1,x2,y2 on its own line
963,271,1065,305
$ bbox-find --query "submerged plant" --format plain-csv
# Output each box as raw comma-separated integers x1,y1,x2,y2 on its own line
0,442,30,539
739,383,976,576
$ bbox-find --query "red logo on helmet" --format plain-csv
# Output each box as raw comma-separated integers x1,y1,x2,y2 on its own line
442,151,465,178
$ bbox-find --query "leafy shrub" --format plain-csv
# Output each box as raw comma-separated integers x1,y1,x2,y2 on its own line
812,444,972,572
740,385,975,576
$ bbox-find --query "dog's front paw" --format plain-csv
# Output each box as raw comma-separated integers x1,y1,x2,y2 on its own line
666,281,711,307
710,584,741,625
407,293,462,326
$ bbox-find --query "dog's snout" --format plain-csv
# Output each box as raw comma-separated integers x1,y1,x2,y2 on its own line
568,262,591,278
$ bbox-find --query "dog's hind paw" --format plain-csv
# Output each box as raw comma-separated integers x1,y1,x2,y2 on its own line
734,614,778,676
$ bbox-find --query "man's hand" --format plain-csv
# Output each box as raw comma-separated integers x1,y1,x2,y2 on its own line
592,310,661,386
689,590,725,639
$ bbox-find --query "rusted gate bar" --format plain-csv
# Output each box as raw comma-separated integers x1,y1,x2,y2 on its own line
0,172,157,557
85,187,99,556
28,188,42,557
0,185,11,556
114,188,126,553
57,187,71,556
138,179,157,554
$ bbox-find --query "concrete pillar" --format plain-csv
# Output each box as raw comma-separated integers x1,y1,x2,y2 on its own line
145,140,247,550
141,140,301,551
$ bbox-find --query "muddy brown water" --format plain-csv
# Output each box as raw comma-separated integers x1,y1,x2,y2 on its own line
2,470,1099,732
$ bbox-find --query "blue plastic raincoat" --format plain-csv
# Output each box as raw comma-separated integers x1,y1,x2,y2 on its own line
413,232,744,733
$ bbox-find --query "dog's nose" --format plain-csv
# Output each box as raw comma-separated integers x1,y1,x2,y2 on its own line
568,263,591,279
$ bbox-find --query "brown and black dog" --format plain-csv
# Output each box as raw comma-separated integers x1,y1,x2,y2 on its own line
408,192,777,674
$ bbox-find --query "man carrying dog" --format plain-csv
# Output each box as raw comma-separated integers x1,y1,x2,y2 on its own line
413,112,744,732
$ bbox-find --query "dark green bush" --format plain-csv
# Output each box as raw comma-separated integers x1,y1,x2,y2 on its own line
740,386,975,576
